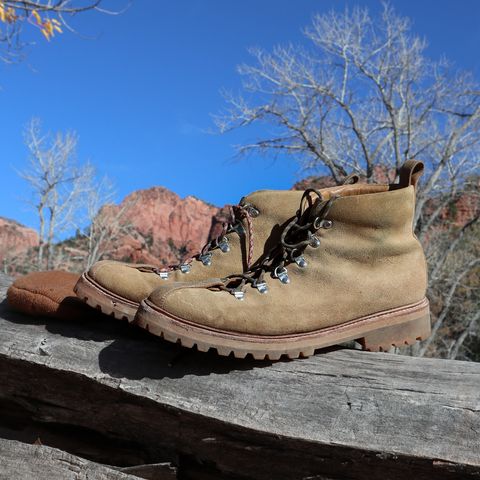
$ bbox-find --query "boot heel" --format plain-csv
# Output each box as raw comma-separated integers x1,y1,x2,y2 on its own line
359,313,431,352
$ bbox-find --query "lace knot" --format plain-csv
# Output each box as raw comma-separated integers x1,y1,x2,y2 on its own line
221,189,338,298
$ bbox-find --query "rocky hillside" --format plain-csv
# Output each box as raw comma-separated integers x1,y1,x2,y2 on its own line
292,165,397,191
102,186,222,266
0,217,38,267
0,187,224,272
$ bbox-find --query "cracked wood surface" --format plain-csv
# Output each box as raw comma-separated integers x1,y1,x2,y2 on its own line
0,273,479,479
0,438,139,480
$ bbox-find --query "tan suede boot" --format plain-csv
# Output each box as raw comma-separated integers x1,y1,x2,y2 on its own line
74,189,312,321
135,161,430,360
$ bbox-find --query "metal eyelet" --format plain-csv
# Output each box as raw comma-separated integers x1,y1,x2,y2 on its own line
158,271,169,280
245,204,260,217
217,236,230,253
321,219,333,229
180,264,191,274
313,218,333,230
232,289,245,300
294,255,308,268
231,222,246,236
273,266,290,284
199,253,212,266
254,281,269,294
309,235,321,248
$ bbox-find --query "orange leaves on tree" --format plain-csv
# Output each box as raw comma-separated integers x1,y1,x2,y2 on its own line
30,10,63,41
0,2,63,41
0,2,17,23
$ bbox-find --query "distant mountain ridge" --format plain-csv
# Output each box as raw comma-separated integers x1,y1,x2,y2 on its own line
0,216,38,267
0,187,225,272
1,177,478,274
101,186,222,266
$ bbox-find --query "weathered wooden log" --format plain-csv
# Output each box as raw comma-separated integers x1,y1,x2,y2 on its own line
0,438,140,480
0,273,479,479
115,463,177,480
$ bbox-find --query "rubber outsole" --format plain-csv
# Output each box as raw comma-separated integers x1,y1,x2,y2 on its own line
133,297,431,360
73,273,139,323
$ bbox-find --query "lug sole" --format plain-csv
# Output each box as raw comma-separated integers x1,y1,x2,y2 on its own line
74,273,139,323
134,298,431,360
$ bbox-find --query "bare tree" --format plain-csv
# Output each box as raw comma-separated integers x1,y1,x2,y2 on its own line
19,118,93,270
0,0,129,63
18,120,135,273
83,176,134,269
449,310,480,360
216,4,480,360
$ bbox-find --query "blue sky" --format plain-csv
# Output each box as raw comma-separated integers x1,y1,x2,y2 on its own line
1,0,479,229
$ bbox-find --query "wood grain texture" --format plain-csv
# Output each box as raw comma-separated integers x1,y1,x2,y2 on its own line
116,463,177,480
0,438,139,480
0,273,479,479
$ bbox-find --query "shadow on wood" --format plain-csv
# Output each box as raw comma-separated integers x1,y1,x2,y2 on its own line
0,438,177,480
0,273,479,480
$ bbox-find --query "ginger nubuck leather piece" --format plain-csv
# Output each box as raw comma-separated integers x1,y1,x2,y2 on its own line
7,271,100,321
135,161,430,360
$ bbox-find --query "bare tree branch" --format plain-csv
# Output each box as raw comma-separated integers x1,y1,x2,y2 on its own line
449,310,480,360
19,118,94,270
0,0,129,63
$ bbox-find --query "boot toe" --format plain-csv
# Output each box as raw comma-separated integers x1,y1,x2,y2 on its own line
88,261,160,304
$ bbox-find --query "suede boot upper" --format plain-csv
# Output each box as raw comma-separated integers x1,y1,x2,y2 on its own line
145,180,428,336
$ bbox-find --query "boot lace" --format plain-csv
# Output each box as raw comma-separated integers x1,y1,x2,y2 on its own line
218,189,337,299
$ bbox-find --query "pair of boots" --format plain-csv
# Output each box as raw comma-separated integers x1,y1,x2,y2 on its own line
75,160,430,360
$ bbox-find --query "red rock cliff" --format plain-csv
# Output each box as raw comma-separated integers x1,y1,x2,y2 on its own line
106,187,221,266
0,217,38,263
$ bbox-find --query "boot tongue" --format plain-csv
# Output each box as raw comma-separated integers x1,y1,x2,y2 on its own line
305,188,344,223
239,190,305,220
239,187,350,224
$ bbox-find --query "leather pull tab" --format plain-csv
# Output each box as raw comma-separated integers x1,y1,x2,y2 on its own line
342,173,360,185
399,160,424,189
